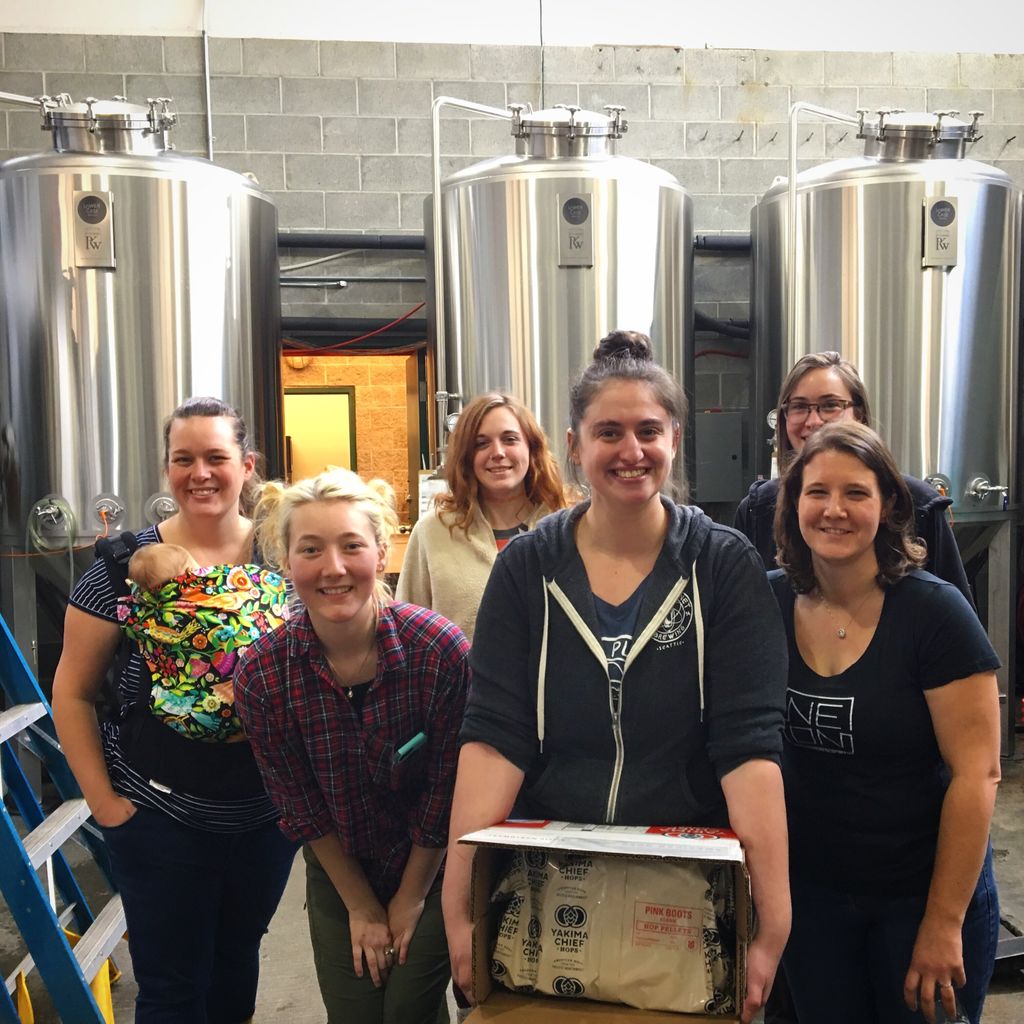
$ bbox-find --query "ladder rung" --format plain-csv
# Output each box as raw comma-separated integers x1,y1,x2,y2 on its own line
0,703,47,746
23,799,92,869
73,895,125,984
4,904,78,994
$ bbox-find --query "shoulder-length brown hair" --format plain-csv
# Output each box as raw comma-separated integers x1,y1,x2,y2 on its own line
776,351,870,468
436,392,567,533
774,421,925,593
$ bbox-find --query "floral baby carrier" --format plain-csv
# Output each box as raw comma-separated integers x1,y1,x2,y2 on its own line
101,532,287,799
118,564,286,741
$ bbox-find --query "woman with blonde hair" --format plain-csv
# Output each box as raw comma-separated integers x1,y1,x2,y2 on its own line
234,468,469,1024
397,392,567,641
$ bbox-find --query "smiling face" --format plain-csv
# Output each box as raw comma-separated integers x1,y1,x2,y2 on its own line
165,415,255,520
285,499,385,631
784,367,860,453
797,449,886,572
570,380,679,510
471,406,530,504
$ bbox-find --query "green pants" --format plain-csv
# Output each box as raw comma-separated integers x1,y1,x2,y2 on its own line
304,845,451,1024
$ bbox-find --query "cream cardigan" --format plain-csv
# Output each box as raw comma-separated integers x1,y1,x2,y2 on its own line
395,503,549,643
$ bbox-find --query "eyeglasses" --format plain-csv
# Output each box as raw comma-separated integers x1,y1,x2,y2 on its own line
781,399,857,422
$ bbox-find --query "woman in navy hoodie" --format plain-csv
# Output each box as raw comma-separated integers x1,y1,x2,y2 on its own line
441,331,791,1024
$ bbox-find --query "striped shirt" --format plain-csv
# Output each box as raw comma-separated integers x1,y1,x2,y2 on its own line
234,602,469,903
70,525,281,833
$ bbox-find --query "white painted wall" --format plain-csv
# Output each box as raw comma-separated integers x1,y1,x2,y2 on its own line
3,0,1024,53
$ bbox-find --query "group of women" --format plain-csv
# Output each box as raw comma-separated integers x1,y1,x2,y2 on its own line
51,336,1000,1024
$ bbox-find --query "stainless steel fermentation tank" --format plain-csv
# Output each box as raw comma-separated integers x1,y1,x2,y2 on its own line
751,108,1022,518
751,106,1024,751
428,101,692,479
0,92,281,669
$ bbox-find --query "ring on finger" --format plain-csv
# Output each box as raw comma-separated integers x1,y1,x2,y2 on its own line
939,981,954,989
384,946,395,961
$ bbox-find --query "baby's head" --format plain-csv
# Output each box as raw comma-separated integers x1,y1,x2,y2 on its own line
128,543,199,592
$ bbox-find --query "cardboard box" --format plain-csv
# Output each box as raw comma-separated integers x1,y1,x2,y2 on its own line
461,821,751,1023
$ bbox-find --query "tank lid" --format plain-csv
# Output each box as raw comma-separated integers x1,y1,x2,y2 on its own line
510,104,627,140
40,94,177,132
29,94,177,154
857,108,984,144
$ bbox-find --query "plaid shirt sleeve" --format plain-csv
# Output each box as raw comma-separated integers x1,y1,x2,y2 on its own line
235,635,334,843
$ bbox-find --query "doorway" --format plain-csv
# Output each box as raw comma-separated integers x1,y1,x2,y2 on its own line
283,386,357,481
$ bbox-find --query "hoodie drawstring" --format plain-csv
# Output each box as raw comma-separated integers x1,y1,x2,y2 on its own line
537,579,550,753
692,560,705,722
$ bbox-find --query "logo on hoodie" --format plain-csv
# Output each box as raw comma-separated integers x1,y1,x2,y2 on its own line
652,594,693,647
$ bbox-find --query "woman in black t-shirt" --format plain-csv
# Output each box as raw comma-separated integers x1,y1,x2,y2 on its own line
770,421,1000,1024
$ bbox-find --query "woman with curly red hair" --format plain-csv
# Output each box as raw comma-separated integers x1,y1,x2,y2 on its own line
397,392,567,641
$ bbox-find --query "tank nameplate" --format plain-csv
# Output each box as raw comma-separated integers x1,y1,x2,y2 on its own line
558,193,593,267
74,190,116,269
922,196,958,268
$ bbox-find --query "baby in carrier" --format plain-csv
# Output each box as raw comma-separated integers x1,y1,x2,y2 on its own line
117,543,287,744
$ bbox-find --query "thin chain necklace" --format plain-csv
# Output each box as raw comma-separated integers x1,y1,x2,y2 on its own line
326,614,377,699
817,587,876,640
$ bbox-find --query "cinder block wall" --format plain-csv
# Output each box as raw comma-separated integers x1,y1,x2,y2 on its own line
3,35,1022,490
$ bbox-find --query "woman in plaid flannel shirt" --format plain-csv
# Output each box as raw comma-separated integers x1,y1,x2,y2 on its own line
234,468,470,1024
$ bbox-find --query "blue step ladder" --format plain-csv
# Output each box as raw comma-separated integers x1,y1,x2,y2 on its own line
0,611,126,1022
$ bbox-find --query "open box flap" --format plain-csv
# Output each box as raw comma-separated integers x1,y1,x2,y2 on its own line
460,820,745,864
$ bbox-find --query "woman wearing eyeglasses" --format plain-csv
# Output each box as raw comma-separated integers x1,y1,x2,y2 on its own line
734,352,970,602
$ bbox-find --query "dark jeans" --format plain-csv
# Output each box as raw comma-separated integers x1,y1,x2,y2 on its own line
783,847,999,1024
303,845,451,1024
103,807,297,1024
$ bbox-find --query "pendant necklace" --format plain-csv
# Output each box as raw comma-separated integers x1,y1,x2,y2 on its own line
818,588,875,640
327,615,377,698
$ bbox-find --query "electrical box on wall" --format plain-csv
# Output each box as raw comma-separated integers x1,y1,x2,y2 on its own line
694,411,744,503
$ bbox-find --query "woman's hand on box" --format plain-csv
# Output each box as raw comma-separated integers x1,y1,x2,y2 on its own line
742,931,783,1022
447,915,475,1001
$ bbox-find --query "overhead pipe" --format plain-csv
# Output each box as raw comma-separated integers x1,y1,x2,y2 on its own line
694,233,751,253
280,275,426,289
278,231,426,250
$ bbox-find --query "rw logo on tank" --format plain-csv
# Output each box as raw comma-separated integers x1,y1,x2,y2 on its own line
652,594,693,648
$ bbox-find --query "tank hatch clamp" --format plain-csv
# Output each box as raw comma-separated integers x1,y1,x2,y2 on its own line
0,612,125,1023
856,106,907,139
146,96,177,135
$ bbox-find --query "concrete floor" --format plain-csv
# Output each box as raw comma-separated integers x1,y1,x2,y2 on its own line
5,759,1024,1022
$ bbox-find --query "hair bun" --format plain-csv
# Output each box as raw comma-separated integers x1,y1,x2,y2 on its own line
366,477,397,513
592,329,654,363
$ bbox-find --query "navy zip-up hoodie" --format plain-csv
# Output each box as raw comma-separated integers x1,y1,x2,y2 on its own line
462,497,787,828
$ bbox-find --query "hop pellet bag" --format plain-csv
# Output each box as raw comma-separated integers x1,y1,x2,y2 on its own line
490,849,736,1014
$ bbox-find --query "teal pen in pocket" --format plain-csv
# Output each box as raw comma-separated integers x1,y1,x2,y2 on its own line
394,731,427,762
